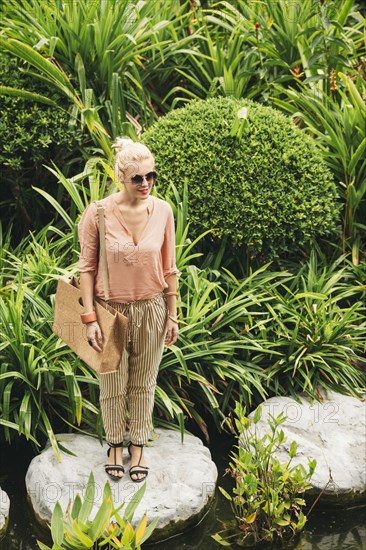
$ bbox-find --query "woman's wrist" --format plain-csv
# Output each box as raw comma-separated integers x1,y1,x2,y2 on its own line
80,310,97,324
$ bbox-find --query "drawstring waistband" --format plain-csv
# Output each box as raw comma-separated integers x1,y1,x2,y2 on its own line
97,292,166,344
97,291,165,308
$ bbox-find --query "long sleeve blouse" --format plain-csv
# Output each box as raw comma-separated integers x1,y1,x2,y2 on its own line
77,194,179,302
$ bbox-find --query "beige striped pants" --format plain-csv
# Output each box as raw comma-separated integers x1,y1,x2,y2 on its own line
98,292,167,445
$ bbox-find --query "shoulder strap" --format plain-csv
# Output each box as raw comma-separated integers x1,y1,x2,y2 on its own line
94,201,110,302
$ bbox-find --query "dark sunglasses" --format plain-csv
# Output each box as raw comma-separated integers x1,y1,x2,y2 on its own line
130,171,158,185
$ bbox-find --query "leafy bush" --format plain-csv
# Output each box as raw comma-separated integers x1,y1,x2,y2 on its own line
273,72,366,263
0,53,85,242
166,0,363,105
0,0,201,144
253,251,366,399
37,471,157,549
143,96,340,260
213,402,316,547
0,224,102,457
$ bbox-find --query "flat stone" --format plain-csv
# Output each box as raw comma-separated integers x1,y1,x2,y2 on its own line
25,428,217,540
0,487,10,540
249,391,366,506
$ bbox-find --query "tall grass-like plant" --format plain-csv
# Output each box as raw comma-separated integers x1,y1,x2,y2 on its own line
1,0,363,136
235,0,362,94
168,0,363,105
156,261,291,438
0,0,203,146
0,285,97,459
258,251,366,399
0,164,121,454
0,227,103,458
273,74,366,262
163,14,262,106
347,257,366,305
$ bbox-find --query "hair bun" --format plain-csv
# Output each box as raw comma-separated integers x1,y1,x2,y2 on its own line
112,136,134,153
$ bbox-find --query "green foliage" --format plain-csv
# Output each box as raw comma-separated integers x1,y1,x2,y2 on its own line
163,12,261,105
347,256,366,304
1,0,363,135
1,0,363,254
0,0,202,145
0,53,85,243
0,54,81,168
255,250,366,399
156,260,290,437
0,224,102,456
228,0,362,96
273,73,366,262
165,0,363,105
37,471,158,549
143,96,340,260
213,402,316,547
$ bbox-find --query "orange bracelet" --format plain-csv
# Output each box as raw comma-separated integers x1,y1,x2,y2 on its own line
80,311,97,324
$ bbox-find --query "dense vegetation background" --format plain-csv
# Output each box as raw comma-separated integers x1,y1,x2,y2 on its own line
0,0,365,456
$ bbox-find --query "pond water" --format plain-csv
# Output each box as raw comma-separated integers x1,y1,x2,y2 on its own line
0,433,365,550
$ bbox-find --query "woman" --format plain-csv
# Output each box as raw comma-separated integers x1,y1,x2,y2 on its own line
77,137,179,482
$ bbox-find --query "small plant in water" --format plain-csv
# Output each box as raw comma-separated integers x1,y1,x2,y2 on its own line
213,402,316,547
37,470,158,549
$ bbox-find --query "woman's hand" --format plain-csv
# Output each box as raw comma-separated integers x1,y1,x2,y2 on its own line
165,318,178,346
86,321,103,352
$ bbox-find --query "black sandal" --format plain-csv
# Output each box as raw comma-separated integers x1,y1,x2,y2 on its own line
105,442,125,480
128,442,149,483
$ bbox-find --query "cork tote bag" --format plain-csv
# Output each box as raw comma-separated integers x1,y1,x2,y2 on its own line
52,202,128,374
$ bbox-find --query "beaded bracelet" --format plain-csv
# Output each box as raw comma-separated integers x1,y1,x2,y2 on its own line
168,315,179,324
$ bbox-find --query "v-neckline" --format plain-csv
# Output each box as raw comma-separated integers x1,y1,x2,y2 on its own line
111,195,154,247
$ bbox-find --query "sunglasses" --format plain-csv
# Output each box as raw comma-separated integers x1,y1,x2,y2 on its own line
129,171,158,185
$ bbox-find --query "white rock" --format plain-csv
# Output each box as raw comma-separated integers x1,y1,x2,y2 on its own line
249,391,366,506
25,428,217,540
0,487,10,539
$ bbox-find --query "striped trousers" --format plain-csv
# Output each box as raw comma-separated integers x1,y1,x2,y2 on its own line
98,292,167,445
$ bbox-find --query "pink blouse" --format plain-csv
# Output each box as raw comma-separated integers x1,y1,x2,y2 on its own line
77,194,179,302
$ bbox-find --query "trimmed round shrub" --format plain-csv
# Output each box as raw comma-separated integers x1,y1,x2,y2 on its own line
142,97,340,259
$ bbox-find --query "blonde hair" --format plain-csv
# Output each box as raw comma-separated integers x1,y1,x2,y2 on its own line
112,136,154,182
